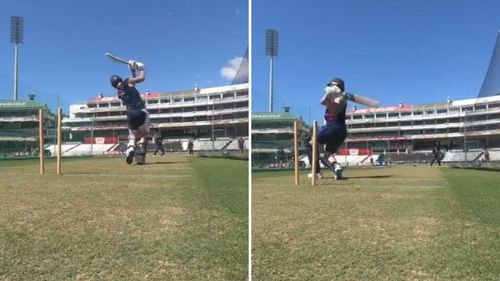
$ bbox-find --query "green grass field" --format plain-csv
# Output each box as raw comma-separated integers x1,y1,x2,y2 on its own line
0,155,248,281
252,166,500,281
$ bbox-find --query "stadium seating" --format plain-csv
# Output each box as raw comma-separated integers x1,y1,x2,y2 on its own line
45,136,248,156
111,143,127,154
337,155,370,166
487,149,500,161
441,151,483,163
163,141,183,152
45,144,79,156
226,137,248,151
386,152,434,164
46,143,117,156
192,138,232,151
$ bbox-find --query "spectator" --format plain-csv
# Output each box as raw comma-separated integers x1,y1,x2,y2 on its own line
484,148,490,163
26,144,32,157
276,147,285,168
378,153,386,166
238,137,245,154
187,140,194,155
289,154,295,168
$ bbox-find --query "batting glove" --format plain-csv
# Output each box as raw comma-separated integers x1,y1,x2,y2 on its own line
322,85,342,102
128,60,138,70
135,62,145,71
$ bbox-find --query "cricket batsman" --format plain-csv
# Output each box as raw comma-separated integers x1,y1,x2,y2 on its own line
109,60,150,164
309,77,348,180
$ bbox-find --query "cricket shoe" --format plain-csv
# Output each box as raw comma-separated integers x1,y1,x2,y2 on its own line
333,163,343,180
321,155,336,171
307,172,323,179
321,155,339,177
126,146,135,164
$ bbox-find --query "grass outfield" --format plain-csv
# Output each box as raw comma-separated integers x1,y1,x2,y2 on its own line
252,166,500,281
0,155,248,281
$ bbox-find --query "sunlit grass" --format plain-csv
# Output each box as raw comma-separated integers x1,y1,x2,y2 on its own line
0,155,248,281
252,166,500,281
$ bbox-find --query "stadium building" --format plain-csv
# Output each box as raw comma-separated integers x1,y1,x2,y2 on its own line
61,83,249,155
252,107,308,168
59,49,249,156
0,96,55,157
253,32,500,166
346,95,500,160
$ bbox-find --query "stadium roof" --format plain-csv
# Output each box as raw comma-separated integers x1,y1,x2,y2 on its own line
232,48,249,85
350,94,500,114
252,111,302,122
478,31,500,97
0,100,47,110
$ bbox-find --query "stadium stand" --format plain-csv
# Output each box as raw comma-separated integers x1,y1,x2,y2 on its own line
193,138,232,151
45,144,79,156
337,155,370,166
226,137,248,151
45,143,116,156
0,99,55,158
441,151,483,163
62,83,249,158
488,149,500,161
386,152,434,164
164,141,183,152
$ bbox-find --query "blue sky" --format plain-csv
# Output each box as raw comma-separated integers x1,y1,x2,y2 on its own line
252,0,500,124
0,0,248,112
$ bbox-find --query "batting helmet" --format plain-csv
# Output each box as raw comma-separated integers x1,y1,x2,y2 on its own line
110,75,123,88
327,78,345,92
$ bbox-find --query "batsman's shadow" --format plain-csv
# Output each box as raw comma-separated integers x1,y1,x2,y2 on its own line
343,175,393,179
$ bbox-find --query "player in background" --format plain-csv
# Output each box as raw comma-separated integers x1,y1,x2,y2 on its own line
430,147,442,166
110,61,150,164
309,77,348,180
187,140,194,155
238,137,245,154
153,131,165,157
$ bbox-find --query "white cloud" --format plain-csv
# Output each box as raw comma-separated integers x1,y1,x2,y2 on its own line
220,57,243,80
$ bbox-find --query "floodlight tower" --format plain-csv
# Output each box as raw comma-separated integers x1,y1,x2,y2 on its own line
11,16,24,101
266,29,279,112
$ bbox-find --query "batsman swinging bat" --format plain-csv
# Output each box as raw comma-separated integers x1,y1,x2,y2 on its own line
344,92,380,107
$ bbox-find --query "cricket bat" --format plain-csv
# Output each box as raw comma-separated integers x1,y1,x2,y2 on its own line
105,52,129,65
105,52,136,77
344,92,380,107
